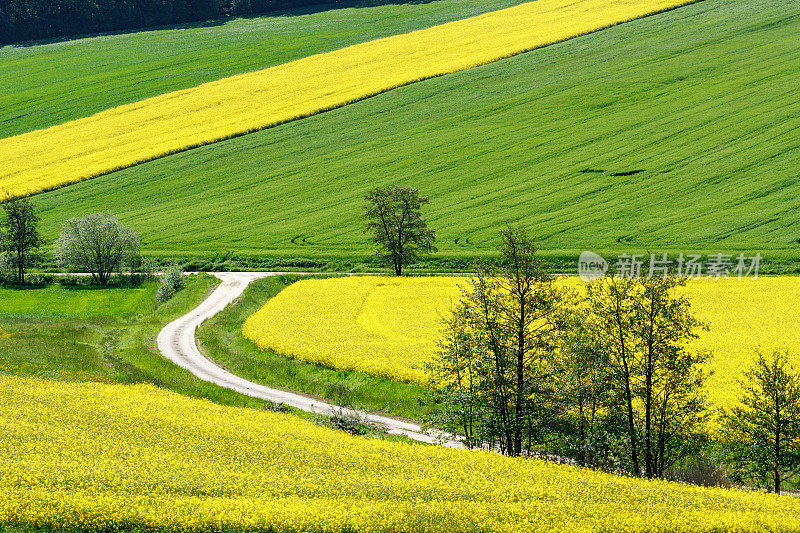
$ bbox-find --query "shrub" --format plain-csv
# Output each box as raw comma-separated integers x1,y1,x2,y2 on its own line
156,264,185,304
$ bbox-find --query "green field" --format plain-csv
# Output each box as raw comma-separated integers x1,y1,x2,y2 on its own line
0,276,275,407
0,0,527,139
25,0,800,266
0,283,154,319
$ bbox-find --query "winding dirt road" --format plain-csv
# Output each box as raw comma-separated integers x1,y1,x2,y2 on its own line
157,272,462,448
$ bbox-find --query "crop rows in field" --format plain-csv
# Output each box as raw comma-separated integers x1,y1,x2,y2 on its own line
26,0,800,258
2,376,799,532
243,276,800,411
0,0,529,139
0,0,693,199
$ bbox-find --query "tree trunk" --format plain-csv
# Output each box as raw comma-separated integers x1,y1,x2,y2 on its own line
578,399,586,467
514,301,525,457
644,361,653,478
17,249,24,284
774,402,781,494
623,362,640,476
617,312,640,475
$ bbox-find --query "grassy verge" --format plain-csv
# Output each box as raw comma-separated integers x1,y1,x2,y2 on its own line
0,275,271,409
197,274,427,421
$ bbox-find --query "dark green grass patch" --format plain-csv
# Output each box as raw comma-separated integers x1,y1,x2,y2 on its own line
30,0,800,264
0,0,527,139
197,275,426,420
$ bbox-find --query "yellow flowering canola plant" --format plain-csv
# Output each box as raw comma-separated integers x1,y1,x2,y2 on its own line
2,376,800,532
0,0,694,198
243,276,800,410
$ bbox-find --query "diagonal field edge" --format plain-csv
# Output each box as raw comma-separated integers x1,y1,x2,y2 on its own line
0,0,703,199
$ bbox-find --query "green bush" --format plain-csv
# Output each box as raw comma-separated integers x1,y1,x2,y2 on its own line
156,264,185,304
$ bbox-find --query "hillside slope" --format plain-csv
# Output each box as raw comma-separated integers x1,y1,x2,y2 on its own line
31,0,800,261
2,376,799,532
0,0,528,139
0,0,693,198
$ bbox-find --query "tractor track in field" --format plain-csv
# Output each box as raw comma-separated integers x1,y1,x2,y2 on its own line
157,272,462,448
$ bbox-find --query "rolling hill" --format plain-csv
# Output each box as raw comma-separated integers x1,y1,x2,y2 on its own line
0,0,692,198
0,0,528,139
26,0,800,265
2,376,799,531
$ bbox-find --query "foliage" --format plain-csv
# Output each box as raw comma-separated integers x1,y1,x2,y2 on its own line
0,0,226,45
422,233,708,468
719,350,800,494
0,0,693,199
0,0,518,46
551,306,620,469
364,185,436,275
21,0,800,260
242,275,800,414
580,275,709,477
55,213,140,286
424,228,567,456
155,263,185,304
0,196,42,284
3,376,800,532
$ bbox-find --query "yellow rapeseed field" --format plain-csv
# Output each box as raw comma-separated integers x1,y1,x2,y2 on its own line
243,276,800,410
0,0,694,198
2,375,799,532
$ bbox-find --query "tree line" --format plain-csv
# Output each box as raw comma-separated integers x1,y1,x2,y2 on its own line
1,196,188,301
422,227,800,494
360,187,800,493
0,197,146,282
0,0,365,45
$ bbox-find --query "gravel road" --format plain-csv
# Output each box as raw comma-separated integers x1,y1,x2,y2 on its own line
157,272,462,448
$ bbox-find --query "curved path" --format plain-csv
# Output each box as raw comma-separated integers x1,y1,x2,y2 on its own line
157,272,462,448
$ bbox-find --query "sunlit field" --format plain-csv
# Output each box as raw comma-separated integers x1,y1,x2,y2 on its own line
0,0,693,198
0,0,529,139
244,276,800,410
25,0,800,261
2,376,799,532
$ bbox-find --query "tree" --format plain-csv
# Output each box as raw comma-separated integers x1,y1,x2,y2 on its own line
584,275,709,478
363,185,436,276
553,307,619,468
424,227,566,456
0,196,43,284
721,350,800,494
55,213,140,286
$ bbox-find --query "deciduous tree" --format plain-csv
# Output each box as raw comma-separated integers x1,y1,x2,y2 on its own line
55,213,140,286
584,275,709,477
363,185,436,276
424,227,565,456
721,350,800,494
0,196,42,284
